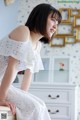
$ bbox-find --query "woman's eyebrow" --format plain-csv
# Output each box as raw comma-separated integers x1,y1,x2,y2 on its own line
51,13,59,20
51,16,58,21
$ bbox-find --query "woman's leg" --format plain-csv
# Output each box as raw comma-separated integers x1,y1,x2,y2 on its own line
6,85,51,120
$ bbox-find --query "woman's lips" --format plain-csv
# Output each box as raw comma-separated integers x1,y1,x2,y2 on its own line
50,29,55,33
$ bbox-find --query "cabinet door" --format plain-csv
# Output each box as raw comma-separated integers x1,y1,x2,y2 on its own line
52,57,70,83
32,57,51,83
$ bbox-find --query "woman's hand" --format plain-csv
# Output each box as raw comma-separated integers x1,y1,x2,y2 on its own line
0,100,16,115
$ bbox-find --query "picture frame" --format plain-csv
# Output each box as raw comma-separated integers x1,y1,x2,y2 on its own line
50,8,80,47
70,16,75,23
70,16,75,27
65,36,76,44
50,36,65,47
76,28,80,42
74,15,80,27
73,27,77,36
56,22,73,36
59,8,71,22
70,9,80,16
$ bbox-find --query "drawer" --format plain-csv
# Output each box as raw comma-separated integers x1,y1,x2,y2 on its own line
46,104,70,119
29,89,70,104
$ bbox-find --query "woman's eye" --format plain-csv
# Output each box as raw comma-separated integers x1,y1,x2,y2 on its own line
51,18,56,22
51,18,58,24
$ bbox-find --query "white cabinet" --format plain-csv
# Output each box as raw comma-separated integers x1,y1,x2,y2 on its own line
32,56,71,84
29,84,78,120
52,57,70,83
29,56,78,120
32,57,50,83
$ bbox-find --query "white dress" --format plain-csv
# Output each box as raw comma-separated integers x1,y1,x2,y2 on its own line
0,36,51,120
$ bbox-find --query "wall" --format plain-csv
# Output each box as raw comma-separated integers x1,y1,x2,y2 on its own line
17,0,80,113
0,0,19,39
17,0,80,84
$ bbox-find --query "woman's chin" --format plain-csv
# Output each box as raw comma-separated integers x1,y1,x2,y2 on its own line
49,34,53,39
46,33,53,39
47,34,52,38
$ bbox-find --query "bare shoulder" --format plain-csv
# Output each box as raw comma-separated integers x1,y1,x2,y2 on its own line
9,25,30,42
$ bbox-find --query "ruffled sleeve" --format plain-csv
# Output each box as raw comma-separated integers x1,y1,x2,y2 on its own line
0,36,35,72
32,41,44,73
0,36,44,73
0,36,28,61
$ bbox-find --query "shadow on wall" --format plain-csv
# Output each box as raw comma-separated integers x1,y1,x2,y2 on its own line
0,0,19,39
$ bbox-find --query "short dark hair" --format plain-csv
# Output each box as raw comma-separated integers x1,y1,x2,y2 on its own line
25,3,62,43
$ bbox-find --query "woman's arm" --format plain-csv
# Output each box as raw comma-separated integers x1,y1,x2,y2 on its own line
0,56,19,114
21,69,33,91
0,25,30,114
0,56,18,100
0,25,30,96
0,25,30,99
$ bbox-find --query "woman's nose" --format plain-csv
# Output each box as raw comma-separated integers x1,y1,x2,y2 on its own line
53,23,57,31
53,23,57,28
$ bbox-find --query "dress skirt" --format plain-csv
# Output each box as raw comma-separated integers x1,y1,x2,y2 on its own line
6,85,51,120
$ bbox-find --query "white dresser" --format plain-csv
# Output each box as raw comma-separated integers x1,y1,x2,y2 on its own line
29,56,78,120
29,84,77,120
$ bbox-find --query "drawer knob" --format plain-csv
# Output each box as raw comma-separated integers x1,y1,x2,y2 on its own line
48,109,59,114
48,94,60,99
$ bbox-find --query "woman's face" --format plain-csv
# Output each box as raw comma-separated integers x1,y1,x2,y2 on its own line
46,13,58,39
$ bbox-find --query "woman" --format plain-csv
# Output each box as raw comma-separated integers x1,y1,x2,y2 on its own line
0,3,62,120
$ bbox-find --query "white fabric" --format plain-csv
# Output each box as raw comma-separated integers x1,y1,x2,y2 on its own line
0,36,44,75
6,85,51,120
0,36,51,120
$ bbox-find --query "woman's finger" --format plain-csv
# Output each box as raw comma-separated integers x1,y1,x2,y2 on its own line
6,101,16,115
0,100,16,115
9,102,16,115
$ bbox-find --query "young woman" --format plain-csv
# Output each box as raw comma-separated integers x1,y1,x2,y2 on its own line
0,3,62,120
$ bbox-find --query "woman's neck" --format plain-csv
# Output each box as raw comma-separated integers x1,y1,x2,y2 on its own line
30,31,43,43
29,31,43,50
